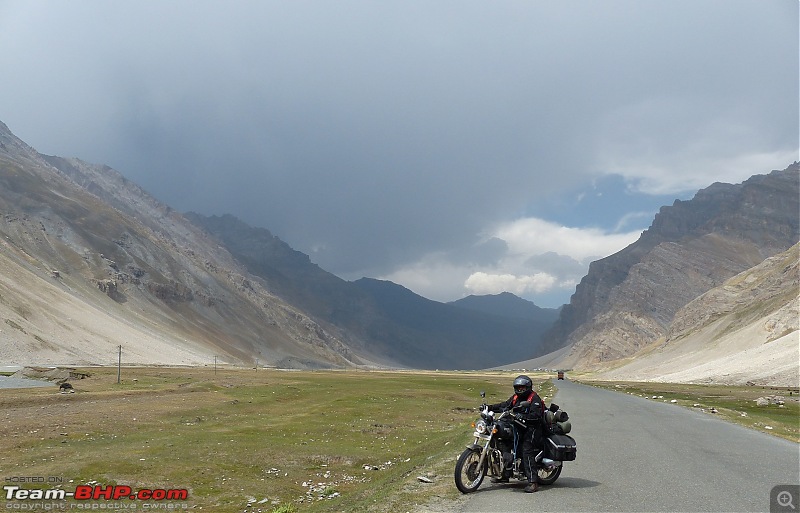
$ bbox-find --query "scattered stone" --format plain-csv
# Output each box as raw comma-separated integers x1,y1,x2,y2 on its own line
756,395,786,406
417,476,433,483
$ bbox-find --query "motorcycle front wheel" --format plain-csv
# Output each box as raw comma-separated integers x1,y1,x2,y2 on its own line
536,464,562,485
454,448,485,493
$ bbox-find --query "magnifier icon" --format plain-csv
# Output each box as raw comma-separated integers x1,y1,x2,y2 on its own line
778,490,796,510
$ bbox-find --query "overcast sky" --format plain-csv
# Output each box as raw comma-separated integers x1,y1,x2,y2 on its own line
0,1,797,308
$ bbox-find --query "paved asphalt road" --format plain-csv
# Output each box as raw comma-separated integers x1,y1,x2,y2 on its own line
457,379,800,513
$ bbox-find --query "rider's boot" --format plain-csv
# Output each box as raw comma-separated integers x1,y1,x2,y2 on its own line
523,463,539,492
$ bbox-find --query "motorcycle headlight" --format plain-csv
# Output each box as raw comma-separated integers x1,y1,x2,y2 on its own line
474,419,489,435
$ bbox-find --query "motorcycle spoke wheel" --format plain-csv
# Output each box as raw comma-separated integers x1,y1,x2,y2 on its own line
454,449,485,493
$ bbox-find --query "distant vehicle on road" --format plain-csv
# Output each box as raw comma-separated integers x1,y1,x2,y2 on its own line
557,371,565,380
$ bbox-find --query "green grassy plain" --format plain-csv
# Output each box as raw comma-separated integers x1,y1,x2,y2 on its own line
0,367,556,513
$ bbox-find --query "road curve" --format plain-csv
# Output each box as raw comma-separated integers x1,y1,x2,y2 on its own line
457,379,799,512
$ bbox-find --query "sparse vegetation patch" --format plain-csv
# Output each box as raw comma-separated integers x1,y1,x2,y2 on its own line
585,380,800,442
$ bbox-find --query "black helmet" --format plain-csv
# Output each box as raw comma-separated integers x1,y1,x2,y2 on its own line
513,375,533,396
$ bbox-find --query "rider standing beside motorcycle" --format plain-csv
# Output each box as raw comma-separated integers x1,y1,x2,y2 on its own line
487,375,547,493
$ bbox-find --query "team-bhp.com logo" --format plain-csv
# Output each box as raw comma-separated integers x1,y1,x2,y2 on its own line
4,484,188,501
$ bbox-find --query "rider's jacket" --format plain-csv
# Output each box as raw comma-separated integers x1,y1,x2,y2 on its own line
488,391,546,424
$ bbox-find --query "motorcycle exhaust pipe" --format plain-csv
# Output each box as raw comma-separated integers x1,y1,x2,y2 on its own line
541,457,560,469
535,451,560,469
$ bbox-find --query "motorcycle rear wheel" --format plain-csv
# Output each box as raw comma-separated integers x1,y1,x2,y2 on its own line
536,465,562,485
454,448,485,493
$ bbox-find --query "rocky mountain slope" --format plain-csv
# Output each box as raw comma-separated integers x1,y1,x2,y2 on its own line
0,121,359,369
546,164,799,370
596,243,799,387
0,120,555,370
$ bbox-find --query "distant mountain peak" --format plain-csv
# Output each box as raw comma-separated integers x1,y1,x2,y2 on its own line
450,292,558,322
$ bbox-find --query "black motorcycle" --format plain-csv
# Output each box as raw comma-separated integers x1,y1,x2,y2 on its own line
454,393,576,493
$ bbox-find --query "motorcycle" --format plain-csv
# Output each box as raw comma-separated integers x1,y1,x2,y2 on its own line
454,392,576,493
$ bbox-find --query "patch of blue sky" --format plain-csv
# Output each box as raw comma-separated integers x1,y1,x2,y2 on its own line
525,174,693,233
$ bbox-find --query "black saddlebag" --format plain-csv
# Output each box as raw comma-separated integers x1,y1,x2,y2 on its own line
546,434,577,461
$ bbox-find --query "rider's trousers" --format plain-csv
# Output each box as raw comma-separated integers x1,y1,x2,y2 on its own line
521,426,543,483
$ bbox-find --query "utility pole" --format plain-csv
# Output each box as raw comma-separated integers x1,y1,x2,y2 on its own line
214,355,217,375
117,345,122,384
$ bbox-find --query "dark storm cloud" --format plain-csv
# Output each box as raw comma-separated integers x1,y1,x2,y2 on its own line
0,0,796,306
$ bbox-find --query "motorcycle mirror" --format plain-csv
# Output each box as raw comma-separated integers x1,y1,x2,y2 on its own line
480,391,485,398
